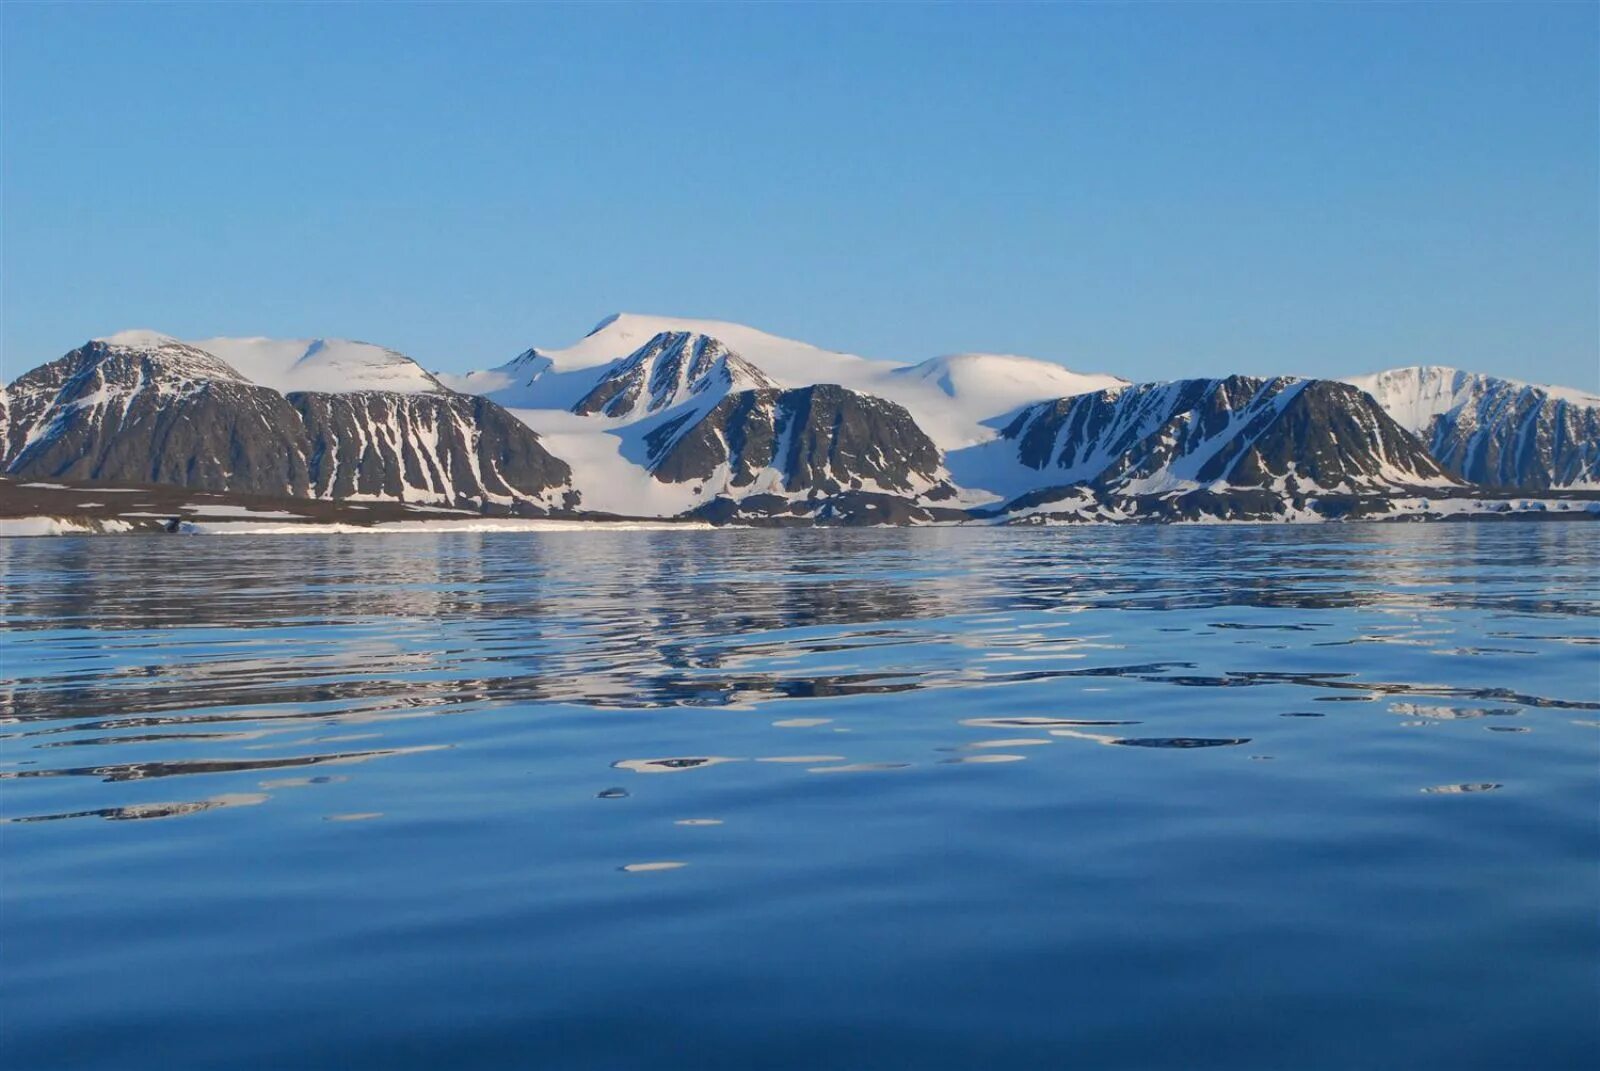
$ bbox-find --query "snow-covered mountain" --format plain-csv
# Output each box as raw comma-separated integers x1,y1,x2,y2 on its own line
436,313,886,407
572,332,776,419
642,383,956,523
434,313,1123,513
437,348,559,408
884,353,1126,447
2,333,571,509
441,314,1123,448
286,391,572,506
506,312,887,381
3,316,1595,526
1346,366,1600,489
189,335,446,394
3,333,311,495
969,375,1450,503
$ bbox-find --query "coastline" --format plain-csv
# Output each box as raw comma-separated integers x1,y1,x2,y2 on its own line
3,478,1596,537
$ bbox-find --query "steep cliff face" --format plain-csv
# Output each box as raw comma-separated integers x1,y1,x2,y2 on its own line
644,383,949,498
999,375,1450,496
1347,367,1600,489
290,392,571,505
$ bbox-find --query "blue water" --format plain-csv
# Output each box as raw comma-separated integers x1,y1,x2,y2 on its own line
2,526,1597,1070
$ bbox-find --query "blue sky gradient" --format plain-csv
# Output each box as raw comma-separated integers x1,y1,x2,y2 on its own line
4,2,1596,387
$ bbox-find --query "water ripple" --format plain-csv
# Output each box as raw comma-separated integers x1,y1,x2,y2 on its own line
3,526,1598,1070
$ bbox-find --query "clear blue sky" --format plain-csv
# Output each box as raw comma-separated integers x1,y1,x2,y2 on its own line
4,2,1596,388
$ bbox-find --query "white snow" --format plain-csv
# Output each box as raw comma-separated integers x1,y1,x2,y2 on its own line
82,331,443,395
1346,365,1600,488
885,353,1126,448
512,409,711,517
438,314,889,411
182,505,302,519
47,318,1597,521
504,313,886,380
462,315,1122,446
186,336,444,395
1346,365,1600,434
0,517,134,536
443,312,1125,512
98,329,183,350
182,517,720,535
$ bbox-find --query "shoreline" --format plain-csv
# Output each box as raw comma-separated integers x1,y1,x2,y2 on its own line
3,476,1596,537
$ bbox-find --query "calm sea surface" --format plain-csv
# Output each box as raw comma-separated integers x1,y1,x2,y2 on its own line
2,526,1597,1070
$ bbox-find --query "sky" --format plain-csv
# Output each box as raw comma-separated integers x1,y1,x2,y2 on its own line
3,2,1596,388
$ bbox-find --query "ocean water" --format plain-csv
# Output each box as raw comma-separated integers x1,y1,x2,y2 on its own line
2,525,1596,1070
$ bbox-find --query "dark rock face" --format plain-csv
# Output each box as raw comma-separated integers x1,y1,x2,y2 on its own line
290,392,570,503
1349,368,1600,490
1000,376,1448,495
3,339,315,496
3,338,571,507
646,391,777,486
647,383,947,497
1425,388,1599,490
573,332,775,419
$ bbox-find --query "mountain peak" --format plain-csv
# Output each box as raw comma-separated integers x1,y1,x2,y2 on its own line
1349,364,1600,410
96,329,184,351
525,314,881,388
188,336,443,395
571,330,776,420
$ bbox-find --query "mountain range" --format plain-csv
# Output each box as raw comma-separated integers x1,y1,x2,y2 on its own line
2,314,1596,527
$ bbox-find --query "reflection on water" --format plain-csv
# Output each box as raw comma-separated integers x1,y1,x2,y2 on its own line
0,744,446,787
2,526,1598,1071
6,791,270,824
620,861,687,873
1052,729,1253,749
960,716,1141,728
613,756,739,774
1389,702,1520,720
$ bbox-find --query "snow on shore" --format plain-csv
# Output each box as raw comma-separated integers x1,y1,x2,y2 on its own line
179,518,719,535
0,517,135,536
0,515,716,537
